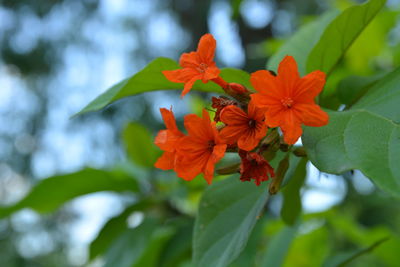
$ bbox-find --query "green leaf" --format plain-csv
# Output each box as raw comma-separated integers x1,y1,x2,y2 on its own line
159,218,193,267
90,208,131,260
74,57,251,116
350,67,400,123
259,224,298,267
0,168,139,218
133,227,175,267
193,176,269,267
89,202,151,260
123,123,159,168
281,158,307,226
307,0,386,75
104,218,174,267
336,73,385,107
267,11,339,76
303,67,400,197
229,216,268,267
322,237,389,267
283,222,330,266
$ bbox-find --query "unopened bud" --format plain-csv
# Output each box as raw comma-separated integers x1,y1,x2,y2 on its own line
293,147,307,157
225,83,251,103
217,163,241,175
269,155,290,195
228,83,248,94
279,143,290,152
263,129,279,145
261,133,280,161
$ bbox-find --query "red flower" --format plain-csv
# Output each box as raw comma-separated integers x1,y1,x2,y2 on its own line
211,96,238,122
239,150,275,186
175,109,227,184
250,56,329,145
219,100,267,151
163,34,225,98
154,108,184,170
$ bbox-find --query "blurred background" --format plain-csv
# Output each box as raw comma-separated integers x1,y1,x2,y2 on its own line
1,0,400,266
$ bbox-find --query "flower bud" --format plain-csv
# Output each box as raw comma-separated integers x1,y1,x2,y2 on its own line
225,83,251,103
293,147,307,157
269,155,290,195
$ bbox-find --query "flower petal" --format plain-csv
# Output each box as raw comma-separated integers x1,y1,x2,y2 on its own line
181,75,201,97
250,70,281,97
264,106,284,128
277,56,300,95
220,105,248,125
295,103,329,127
183,111,214,142
203,143,227,184
294,70,326,102
159,108,178,131
237,131,259,151
219,125,247,144
154,130,177,152
250,94,280,109
202,64,220,82
163,68,198,83
154,151,175,170
280,110,302,145
247,99,267,122
175,151,209,181
179,51,200,68
197,33,216,64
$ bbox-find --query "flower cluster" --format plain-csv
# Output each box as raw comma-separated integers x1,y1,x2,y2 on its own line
155,34,328,187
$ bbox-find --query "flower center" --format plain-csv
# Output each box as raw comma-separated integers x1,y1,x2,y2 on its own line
197,63,208,73
281,97,294,108
248,119,256,129
208,140,215,151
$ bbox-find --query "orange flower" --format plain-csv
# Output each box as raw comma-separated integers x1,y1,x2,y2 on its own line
154,108,185,170
162,33,226,97
250,56,329,145
175,109,227,184
219,100,267,151
239,150,275,186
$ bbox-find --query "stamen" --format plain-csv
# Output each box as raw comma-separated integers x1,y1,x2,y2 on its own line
197,63,208,73
248,119,256,128
281,97,294,108
208,140,215,151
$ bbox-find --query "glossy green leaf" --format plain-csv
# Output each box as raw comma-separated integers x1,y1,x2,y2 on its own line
322,237,389,267
229,216,268,267
104,218,174,267
133,227,175,267
75,57,251,116
259,224,298,267
123,123,159,168
281,158,307,226
193,176,269,267
0,168,139,218
159,218,193,267
336,73,384,106
267,11,339,75
304,110,400,197
303,67,400,197
89,202,151,260
307,0,386,75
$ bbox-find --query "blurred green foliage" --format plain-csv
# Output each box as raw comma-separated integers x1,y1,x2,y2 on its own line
1,0,400,266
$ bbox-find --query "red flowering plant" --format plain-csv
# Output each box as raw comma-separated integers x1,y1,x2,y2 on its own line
66,1,399,264
3,1,397,266
155,33,328,188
